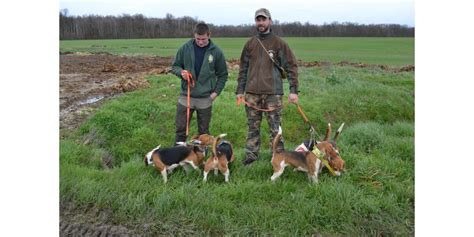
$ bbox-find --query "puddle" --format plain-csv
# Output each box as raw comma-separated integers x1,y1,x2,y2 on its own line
78,95,105,105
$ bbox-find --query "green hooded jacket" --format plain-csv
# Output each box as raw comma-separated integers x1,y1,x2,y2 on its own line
172,39,228,98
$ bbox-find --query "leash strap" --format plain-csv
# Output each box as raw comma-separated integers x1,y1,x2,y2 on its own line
182,70,195,136
236,97,275,112
294,103,317,138
296,103,310,123
256,38,287,75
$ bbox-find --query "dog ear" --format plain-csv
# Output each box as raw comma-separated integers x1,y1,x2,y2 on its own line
191,134,199,140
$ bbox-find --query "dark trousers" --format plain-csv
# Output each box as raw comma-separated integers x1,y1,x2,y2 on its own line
175,103,212,143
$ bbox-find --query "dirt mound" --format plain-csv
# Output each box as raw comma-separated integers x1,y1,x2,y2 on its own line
226,59,240,70
297,60,332,67
300,59,414,72
60,54,173,74
228,58,414,72
112,77,150,93
395,65,415,72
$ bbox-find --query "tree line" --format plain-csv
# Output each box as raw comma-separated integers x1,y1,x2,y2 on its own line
60,9,414,40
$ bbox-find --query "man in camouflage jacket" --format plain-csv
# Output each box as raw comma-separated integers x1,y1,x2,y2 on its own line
236,8,299,165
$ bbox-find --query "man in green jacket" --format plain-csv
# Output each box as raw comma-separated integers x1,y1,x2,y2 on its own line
172,22,228,144
236,8,299,165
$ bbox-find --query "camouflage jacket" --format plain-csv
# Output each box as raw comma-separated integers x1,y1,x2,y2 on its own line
236,31,298,95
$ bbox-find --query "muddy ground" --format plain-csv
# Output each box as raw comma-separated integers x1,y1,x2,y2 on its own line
59,53,174,137
59,53,414,235
60,202,138,236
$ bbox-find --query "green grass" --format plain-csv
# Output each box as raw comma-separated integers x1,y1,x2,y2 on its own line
60,37,414,66
60,66,414,235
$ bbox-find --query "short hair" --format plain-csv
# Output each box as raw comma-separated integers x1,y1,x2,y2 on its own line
194,23,210,35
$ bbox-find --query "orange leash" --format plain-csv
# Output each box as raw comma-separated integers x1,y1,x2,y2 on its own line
294,103,317,137
295,103,310,123
236,97,311,124
236,96,318,139
236,97,275,112
182,70,195,136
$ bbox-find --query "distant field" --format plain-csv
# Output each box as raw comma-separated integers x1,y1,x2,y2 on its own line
60,37,414,66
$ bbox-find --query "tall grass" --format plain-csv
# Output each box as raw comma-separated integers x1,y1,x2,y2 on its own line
60,66,414,235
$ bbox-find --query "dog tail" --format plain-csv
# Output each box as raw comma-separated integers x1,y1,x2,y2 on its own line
212,134,227,158
143,156,148,167
333,122,345,142
272,126,283,154
324,123,332,141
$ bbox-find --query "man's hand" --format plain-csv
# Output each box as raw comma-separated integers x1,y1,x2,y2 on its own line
181,70,191,80
236,94,244,100
288,93,299,104
210,92,218,101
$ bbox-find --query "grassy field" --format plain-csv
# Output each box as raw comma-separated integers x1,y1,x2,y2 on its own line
60,37,414,66
60,38,415,236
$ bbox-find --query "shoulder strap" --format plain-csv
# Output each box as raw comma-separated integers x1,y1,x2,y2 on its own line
256,38,287,77
256,38,278,65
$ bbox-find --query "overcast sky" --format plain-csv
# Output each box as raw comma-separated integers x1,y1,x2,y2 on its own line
59,0,414,26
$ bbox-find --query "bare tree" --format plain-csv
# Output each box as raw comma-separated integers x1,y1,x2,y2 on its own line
59,9,414,40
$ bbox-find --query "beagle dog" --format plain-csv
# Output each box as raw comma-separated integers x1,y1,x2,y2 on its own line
144,142,206,183
190,134,235,182
190,134,215,146
270,123,345,183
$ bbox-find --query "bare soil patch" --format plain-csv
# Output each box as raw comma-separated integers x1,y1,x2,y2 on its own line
298,59,415,72
60,53,172,137
60,202,139,236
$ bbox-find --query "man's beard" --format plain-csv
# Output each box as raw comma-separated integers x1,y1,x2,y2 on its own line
256,25,270,33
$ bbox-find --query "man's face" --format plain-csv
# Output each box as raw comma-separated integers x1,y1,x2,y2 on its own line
194,33,210,47
255,16,271,33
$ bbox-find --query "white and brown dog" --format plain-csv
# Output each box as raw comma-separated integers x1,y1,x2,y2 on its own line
270,123,345,183
144,142,206,183
190,134,235,182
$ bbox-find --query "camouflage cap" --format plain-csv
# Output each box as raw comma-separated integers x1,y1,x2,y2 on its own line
255,8,271,19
